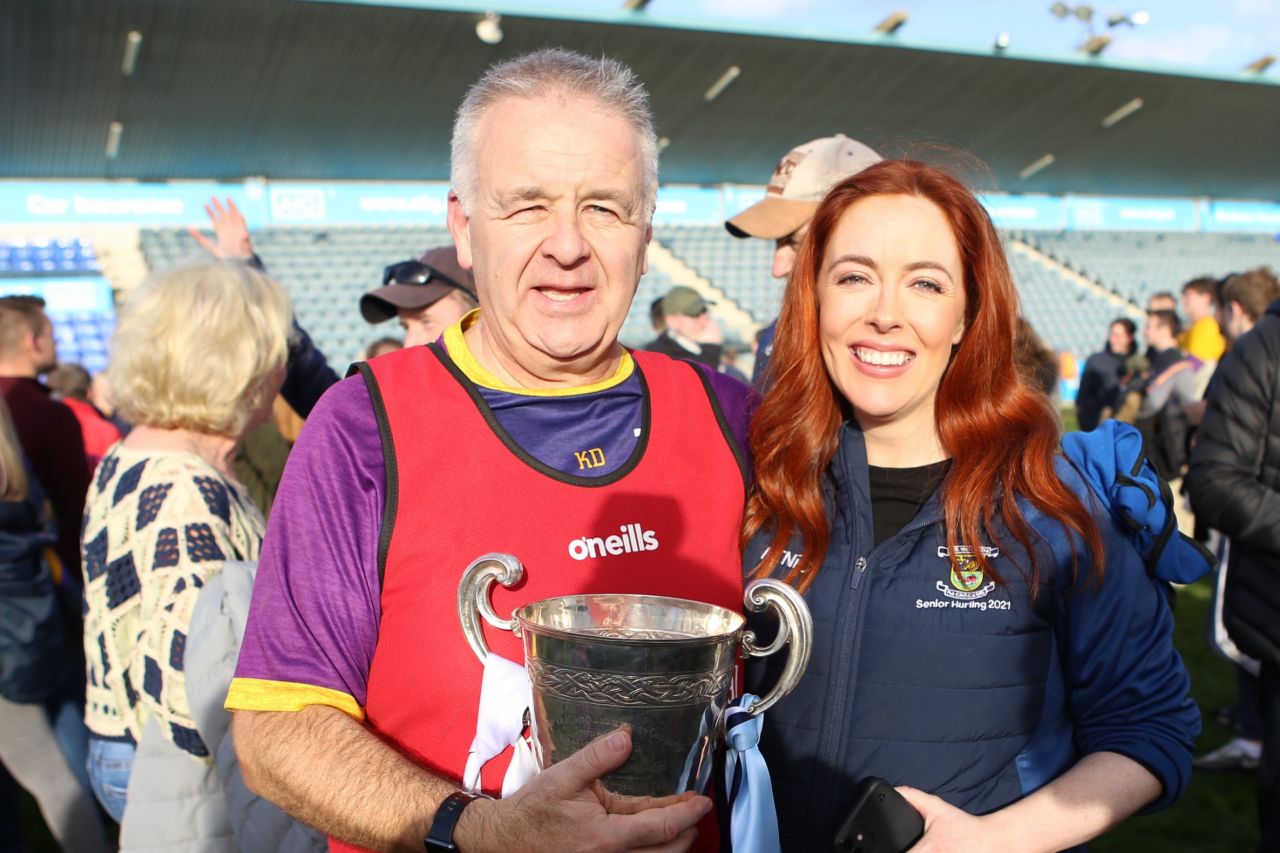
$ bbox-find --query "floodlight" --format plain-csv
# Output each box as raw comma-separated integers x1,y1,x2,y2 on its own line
1244,54,1275,74
122,31,142,76
1081,34,1112,56
704,66,741,102
622,0,650,8
1101,97,1143,128
1074,4,1094,22
105,122,123,159
874,11,909,35
1050,3,1070,19
994,32,1012,51
475,12,503,45
657,136,670,151
1107,11,1149,27
1018,154,1055,180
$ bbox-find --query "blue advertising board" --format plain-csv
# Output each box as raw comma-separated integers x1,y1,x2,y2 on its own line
0,182,266,227
1066,195,1200,231
980,193,1066,230
267,183,450,225
654,186,724,224
0,276,114,313
1203,200,1280,234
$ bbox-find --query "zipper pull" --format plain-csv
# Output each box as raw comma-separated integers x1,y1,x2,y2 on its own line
851,555,868,590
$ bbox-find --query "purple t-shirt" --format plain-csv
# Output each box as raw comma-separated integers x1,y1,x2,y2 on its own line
226,348,752,717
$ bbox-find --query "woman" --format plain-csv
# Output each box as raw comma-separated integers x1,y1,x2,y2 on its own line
1075,317,1136,431
744,161,1198,851
0,396,107,853
82,259,289,829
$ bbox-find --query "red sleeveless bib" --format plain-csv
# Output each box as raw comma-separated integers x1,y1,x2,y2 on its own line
336,346,745,852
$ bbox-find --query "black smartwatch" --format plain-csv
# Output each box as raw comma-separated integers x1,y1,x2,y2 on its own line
424,790,487,851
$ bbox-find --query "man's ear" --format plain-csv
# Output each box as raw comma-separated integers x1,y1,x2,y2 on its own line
447,191,473,271
640,222,652,277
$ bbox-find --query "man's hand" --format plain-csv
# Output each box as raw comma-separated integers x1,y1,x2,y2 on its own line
458,728,711,853
189,196,254,260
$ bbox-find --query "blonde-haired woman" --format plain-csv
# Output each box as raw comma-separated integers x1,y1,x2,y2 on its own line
82,258,291,838
0,395,108,852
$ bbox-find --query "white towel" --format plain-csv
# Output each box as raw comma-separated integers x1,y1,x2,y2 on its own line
463,654,540,797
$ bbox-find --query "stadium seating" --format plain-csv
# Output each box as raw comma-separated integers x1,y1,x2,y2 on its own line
142,227,678,368
49,309,114,374
0,238,98,274
655,225,780,326
133,225,1279,372
1016,230,1280,307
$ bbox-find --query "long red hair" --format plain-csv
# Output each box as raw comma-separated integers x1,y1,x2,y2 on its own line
743,160,1103,593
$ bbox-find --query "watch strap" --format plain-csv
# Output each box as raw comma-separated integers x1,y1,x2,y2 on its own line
425,790,485,851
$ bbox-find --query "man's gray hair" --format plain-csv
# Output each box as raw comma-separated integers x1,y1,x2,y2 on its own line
451,48,660,218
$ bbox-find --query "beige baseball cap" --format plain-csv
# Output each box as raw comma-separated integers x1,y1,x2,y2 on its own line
725,134,883,240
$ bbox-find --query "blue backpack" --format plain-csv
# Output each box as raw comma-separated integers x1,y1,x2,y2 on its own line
1061,420,1214,586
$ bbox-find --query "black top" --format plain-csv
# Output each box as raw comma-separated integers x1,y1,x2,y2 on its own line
868,459,952,546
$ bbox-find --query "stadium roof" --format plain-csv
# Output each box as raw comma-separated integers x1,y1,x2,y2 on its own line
7,0,1280,200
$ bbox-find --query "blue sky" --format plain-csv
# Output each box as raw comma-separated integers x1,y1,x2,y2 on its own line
464,0,1280,75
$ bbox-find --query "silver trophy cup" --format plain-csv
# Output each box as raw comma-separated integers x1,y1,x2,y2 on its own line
459,552,813,797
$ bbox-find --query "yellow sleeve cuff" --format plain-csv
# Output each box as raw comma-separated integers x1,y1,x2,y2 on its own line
224,677,365,721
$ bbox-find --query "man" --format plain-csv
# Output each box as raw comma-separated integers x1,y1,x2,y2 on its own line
1144,309,1183,377
0,296,88,581
1147,291,1178,314
1188,267,1280,776
1138,312,1202,479
361,248,478,348
1220,268,1280,345
46,362,122,471
1179,276,1227,363
724,133,882,384
228,49,749,853
1185,289,1280,850
644,285,722,370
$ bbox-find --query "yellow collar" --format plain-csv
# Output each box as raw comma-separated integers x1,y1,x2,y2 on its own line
441,309,635,397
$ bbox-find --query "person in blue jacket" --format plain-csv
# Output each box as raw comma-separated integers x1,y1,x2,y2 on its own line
742,159,1199,851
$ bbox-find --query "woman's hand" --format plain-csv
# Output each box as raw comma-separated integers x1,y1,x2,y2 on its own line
895,787,1007,853
189,196,254,260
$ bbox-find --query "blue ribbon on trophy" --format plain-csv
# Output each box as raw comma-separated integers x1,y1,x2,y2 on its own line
725,693,781,853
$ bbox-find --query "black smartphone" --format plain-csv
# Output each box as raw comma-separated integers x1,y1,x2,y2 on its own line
832,776,925,853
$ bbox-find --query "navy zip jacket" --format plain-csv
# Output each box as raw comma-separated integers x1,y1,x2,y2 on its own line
745,423,1199,851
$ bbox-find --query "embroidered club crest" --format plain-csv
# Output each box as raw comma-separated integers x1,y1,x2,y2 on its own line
935,545,1000,600
950,557,984,592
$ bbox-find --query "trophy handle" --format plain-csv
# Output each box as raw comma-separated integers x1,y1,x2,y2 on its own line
458,552,525,662
740,578,813,716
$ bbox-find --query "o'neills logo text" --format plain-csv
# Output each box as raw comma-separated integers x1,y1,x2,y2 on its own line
568,523,660,561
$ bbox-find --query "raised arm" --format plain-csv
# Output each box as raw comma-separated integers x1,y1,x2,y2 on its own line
189,197,254,260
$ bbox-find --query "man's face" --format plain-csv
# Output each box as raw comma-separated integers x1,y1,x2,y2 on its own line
665,309,709,339
32,314,57,373
1181,289,1212,322
1221,301,1252,342
397,292,471,348
1143,315,1170,350
448,94,651,386
772,222,810,280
